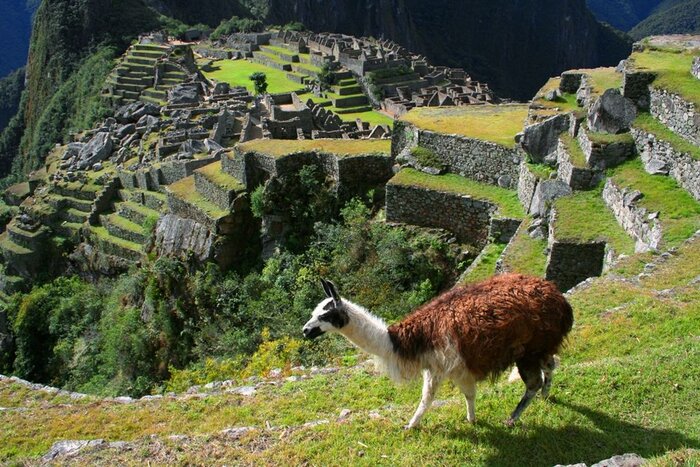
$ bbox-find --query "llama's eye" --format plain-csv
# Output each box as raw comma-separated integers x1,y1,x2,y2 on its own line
319,309,349,328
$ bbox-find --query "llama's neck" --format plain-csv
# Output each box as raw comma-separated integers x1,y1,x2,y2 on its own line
339,301,394,360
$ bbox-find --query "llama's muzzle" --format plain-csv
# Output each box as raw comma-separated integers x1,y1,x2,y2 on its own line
303,326,324,339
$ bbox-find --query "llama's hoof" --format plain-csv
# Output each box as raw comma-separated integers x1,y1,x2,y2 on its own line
403,423,418,430
467,417,476,424
504,418,516,428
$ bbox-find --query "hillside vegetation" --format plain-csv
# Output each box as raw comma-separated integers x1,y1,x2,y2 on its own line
629,0,700,38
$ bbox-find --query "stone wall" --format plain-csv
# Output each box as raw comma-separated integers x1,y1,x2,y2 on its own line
155,214,214,263
693,57,700,80
521,113,571,163
545,209,607,291
392,125,522,189
556,139,601,190
632,127,700,201
577,127,635,169
602,178,663,252
559,71,584,94
517,163,539,211
622,71,655,110
88,176,121,226
385,184,496,245
650,88,700,146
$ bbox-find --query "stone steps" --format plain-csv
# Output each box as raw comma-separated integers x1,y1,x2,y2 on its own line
334,105,373,115
100,213,149,244
61,208,89,224
116,201,161,225
106,80,146,93
131,50,167,59
131,43,170,53
142,88,168,100
259,45,300,63
46,194,94,212
6,222,51,250
333,84,362,96
166,176,236,233
193,161,246,211
251,53,293,72
52,183,99,202
88,226,143,262
0,232,41,278
54,221,83,240
332,94,369,109
113,75,153,86
125,56,158,66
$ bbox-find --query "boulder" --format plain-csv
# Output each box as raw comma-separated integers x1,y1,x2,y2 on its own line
591,453,646,467
521,113,571,163
168,83,202,105
645,158,669,176
115,102,143,123
213,82,231,95
587,89,637,134
136,114,160,133
62,142,85,160
77,132,113,170
529,180,572,217
115,123,136,139
203,138,223,153
693,57,700,80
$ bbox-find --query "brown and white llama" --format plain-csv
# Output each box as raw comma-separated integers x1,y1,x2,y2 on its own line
303,274,573,429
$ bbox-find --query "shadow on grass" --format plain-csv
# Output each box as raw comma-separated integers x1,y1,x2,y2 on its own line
450,400,699,467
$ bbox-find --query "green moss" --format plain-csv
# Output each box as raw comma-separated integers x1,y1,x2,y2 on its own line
585,129,634,146
610,158,700,246
410,147,444,170
401,105,528,148
553,188,635,255
634,113,700,161
526,161,556,180
631,48,700,107
560,133,588,168
238,139,391,158
500,220,548,276
389,169,524,219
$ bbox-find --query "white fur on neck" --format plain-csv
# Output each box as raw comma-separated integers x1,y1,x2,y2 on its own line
337,299,421,382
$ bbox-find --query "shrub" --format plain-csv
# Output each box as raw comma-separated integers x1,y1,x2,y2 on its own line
249,72,268,95
411,146,445,171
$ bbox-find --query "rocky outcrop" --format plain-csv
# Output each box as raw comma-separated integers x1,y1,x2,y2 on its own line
587,89,637,134
154,214,215,262
521,113,572,163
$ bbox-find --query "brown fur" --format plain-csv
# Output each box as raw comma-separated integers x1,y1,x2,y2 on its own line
387,274,573,380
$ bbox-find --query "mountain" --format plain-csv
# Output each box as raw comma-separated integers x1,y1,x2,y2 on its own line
629,0,700,38
0,0,36,78
585,0,664,31
263,0,632,100
0,68,24,133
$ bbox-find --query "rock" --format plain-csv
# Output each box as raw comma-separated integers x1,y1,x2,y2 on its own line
77,132,113,170
213,82,231,95
587,89,637,134
168,83,202,105
115,123,136,139
645,158,670,175
92,162,103,171
115,102,143,123
529,180,572,217
498,175,511,188
63,142,85,160
338,409,352,421
544,88,561,101
269,368,282,378
228,386,256,396
616,59,627,73
623,190,643,207
521,113,571,163
220,427,254,440
42,440,106,461
693,57,700,80
591,453,646,467
136,114,159,133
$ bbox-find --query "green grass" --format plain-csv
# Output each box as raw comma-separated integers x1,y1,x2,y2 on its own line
459,242,507,285
196,161,245,191
609,158,700,246
389,169,524,219
401,105,529,148
553,188,636,255
560,133,588,168
4,236,700,464
106,214,146,234
634,113,700,161
578,67,623,96
500,220,548,277
532,77,581,112
337,110,394,126
201,59,305,94
526,162,557,180
237,139,392,158
89,226,141,252
585,129,635,146
631,48,700,107
0,232,33,255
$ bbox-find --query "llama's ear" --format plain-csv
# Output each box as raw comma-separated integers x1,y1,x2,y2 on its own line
326,280,341,305
321,278,333,298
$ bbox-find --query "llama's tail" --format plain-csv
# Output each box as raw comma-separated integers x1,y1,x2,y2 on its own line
507,355,560,383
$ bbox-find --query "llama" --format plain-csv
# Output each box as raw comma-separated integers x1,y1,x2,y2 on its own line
302,274,573,429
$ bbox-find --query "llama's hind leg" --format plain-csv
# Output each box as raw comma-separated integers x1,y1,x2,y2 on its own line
406,369,441,429
454,373,477,423
506,358,543,427
540,355,557,399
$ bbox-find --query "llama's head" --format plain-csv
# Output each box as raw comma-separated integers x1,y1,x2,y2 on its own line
302,279,350,339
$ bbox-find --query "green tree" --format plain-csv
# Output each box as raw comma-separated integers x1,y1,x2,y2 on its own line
317,62,337,92
249,72,268,95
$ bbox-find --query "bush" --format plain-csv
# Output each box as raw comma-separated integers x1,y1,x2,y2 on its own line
411,146,445,171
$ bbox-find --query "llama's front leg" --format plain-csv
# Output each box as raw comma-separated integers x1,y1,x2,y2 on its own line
405,369,440,429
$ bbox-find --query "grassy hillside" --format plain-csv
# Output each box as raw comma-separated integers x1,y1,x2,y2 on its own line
629,0,700,38
1,235,699,464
